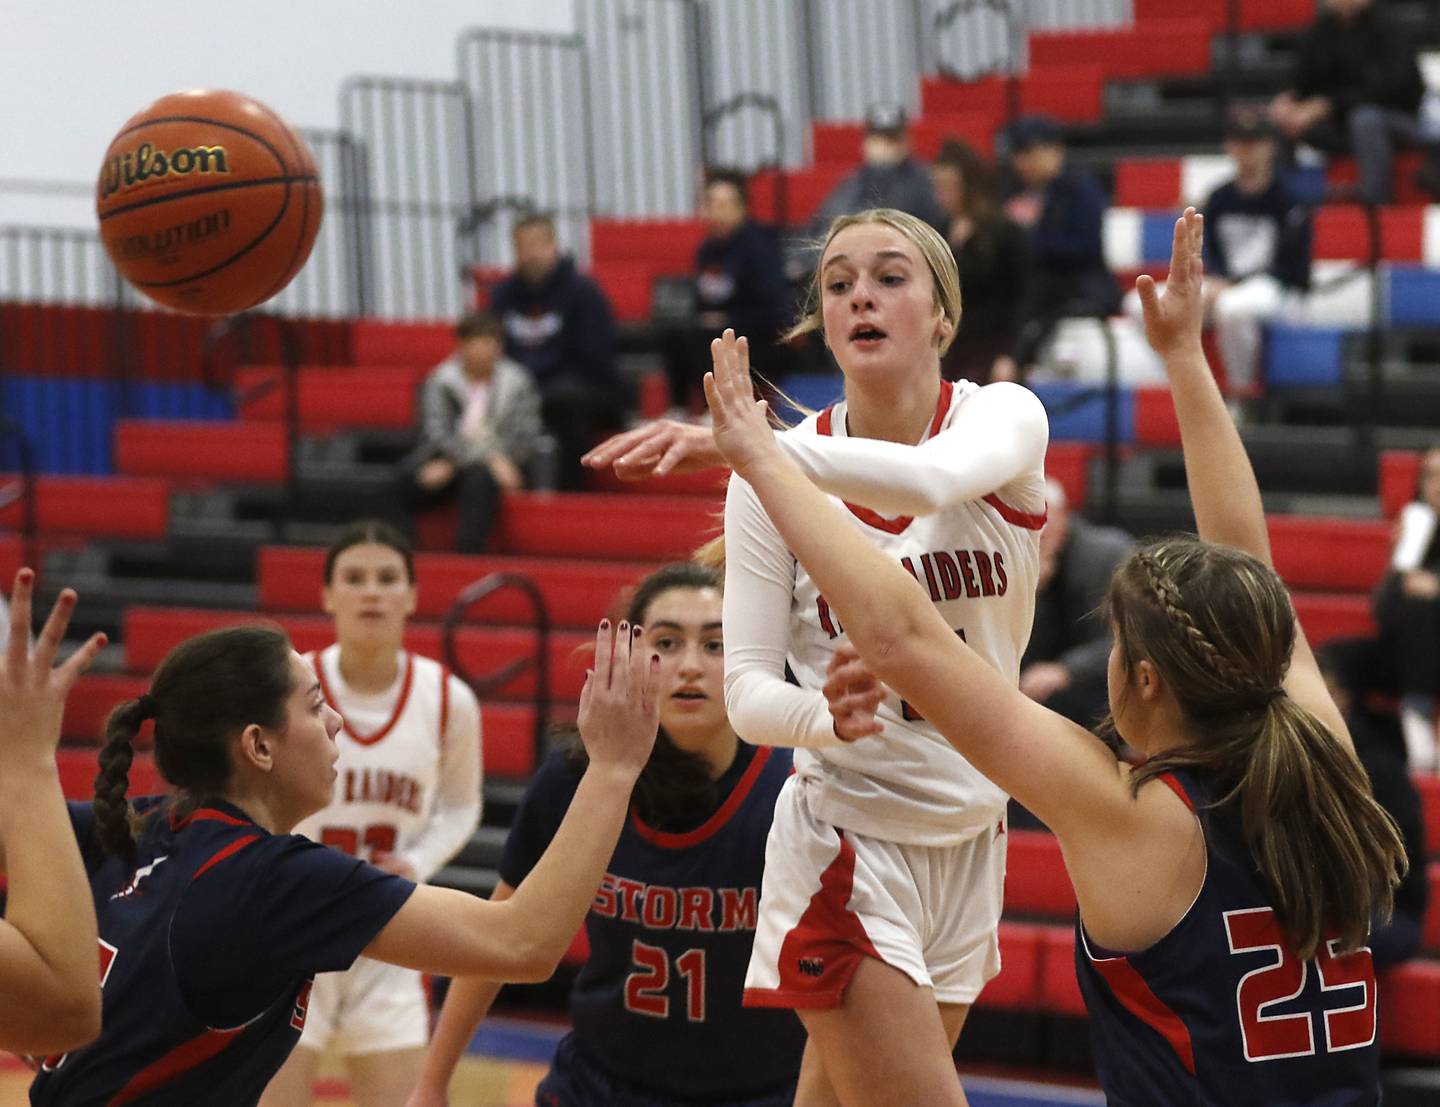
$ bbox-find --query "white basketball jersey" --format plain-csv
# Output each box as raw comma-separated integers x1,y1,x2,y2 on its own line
293,645,452,863
789,379,1044,845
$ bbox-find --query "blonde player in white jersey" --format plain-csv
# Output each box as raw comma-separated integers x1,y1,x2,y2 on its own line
585,208,1047,1106
260,520,482,1107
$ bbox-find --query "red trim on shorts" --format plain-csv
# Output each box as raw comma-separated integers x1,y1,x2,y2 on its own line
1083,937,1197,1075
316,651,415,746
630,748,772,849
1157,772,1195,812
981,493,1047,531
742,829,881,1009
109,1025,247,1103
192,834,262,880
815,380,954,536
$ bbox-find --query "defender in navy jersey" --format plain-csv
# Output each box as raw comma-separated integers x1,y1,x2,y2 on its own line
31,617,659,1107
705,207,1402,1107
410,564,805,1107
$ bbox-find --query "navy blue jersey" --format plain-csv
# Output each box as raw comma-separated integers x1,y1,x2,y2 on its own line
31,798,414,1107
1076,770,1380,1106
502,743,804,1101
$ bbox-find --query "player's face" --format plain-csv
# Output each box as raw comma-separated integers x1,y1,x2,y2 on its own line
819,223,946,386
641,587,730,749
324,543,417,645
1419,449,1440,511
281,651,343,818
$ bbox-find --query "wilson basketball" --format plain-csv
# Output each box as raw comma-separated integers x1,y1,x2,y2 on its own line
96,89,322,315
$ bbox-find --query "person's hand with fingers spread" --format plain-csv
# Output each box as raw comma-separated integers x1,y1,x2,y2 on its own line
581,420,724,481
823,645,886,743
1135,207,1206,360
577,620,661,780
0,568,109,1054
704,329,782,479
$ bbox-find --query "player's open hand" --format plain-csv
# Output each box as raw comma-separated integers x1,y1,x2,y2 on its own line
577,620,660,778
823,645,885,743
1136,207,1205,359
0,570,106,775
704,329,779,478
581,419,724,480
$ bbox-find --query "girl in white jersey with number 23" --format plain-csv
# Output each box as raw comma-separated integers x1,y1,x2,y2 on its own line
714,209,1048,1106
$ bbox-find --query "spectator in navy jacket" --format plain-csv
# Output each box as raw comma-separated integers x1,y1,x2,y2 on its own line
1003,115,1119,373
663,170,790,415
490,213,629,491
808,104,947,238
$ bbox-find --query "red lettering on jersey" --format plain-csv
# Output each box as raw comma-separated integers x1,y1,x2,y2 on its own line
719,887,758,931
642,886,678,929
993,551,1008,595
918,553,942,602
593,873,619,918
932,551,962,600
955,550,980,598
816,595,840,639
344,770,357,803
615,877,646,922
291,979,313,1030
678,888,715,931
900,556,919,581
974,550,997,597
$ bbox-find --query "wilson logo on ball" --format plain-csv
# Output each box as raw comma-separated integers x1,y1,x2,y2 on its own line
99,142,231,199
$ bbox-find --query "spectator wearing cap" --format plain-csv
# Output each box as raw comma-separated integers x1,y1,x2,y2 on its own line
1268,0,1440,204
808,103,948,237
662,169,791,415
1125,110,1313,407
396,310,543,553
1003,115,1119,372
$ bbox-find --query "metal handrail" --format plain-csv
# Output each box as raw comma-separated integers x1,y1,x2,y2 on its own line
702,92,788,227
442,572,552,772
0,417,38,575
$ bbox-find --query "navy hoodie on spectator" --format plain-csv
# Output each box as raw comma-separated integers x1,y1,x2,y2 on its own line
490,257,627,401
694,222,790,343
1203,177,1313,292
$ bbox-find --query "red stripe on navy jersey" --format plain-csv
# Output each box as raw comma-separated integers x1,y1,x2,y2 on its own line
981,493,1047,531
192,834,262,880
630,748,773,849
1084,934,1198,1075
744,829,881,1009
316,650,415,746
108,1024,246,1104
1158,773,1196,812
169,806,253,832
816,379,954,536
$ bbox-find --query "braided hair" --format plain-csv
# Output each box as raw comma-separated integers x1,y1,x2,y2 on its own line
1102,537,1404,960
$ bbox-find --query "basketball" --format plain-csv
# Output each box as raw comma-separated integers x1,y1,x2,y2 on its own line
96,88,322,315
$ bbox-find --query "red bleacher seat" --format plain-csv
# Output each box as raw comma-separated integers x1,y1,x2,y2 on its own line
0,534,20,583
491,492,721,561
1045,443,1090,508
750,164,852,227
975,922,1044,1010
1135,387,1182,448
1240,0,1337,30
590,261,655,324
584,467,729,497
1115,160,1183,209
590,220,706,271
56,746,166,802
1314,206,1426,262
920,77,1010,121
65,674,152,744
1006,830,1077,919
1291,592,1375,646
1426,863,1440,953
115,421,288,484
257,546,659,627
1038,925,1087,1017
1380,961,1440,1055
1417,775,1440,862
237,365,424,431
1019,65,1106,124
1381,450,1420,519
0,476,168,539
909,113,1002,161
1327,153,1430,207
811,123,864,166
1267,516,1390,592
1029,19,1212,81
353,320,453,369
1133,0,1226,31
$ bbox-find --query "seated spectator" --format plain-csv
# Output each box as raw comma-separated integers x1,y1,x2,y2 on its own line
662,169,790,415
1317,637,1429,969
1003,115,1120,374
1268,0,1440,204
396,310,541,553
490,213,629,490
930,139,1029,384
1125,110,1313,408
1374,444,1440,771
808,103,947,237
1019,479,1134,726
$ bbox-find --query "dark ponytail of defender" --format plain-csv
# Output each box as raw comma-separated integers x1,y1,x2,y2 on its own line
91,625,296,859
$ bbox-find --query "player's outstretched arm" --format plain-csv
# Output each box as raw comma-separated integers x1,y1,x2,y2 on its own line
0,570,107,1054
364,623,657,979
582,419,725,480
1138,208,1349,747
703,341,1132,841
402,883,513,1107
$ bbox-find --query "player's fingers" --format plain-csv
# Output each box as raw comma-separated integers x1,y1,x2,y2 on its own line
56,632,107,691
1135,274,1159,316
615,622,642,701
736,334,751,379
583,425,648,467
5,568,32,678
578,669,595,719
593,620,616,690
34,587,77,673
654,436,693,477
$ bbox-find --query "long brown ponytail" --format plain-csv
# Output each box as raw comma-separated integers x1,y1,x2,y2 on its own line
1106,537,1405,960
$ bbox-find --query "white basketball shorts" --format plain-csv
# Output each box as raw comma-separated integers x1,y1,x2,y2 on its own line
296,955,430,1055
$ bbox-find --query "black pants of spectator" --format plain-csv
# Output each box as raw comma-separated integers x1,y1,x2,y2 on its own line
1302,107,1439,205
662,326,795,415
393,460,501,554
1375,574,1440,699
541,380,629,492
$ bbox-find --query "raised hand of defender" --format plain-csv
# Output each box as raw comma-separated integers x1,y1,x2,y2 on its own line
1136,207,1205,358
823,645,885,743
704,329,779,478
581,419,724,480
577,620,660,777
0,570,106,775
